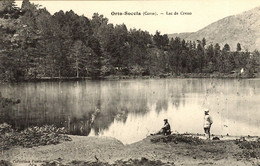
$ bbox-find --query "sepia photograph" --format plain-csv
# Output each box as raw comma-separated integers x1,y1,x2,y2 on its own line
1,0,260,165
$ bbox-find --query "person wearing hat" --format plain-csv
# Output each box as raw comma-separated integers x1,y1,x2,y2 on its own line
162,119,171,135
204,109,213,140
151,119,171,136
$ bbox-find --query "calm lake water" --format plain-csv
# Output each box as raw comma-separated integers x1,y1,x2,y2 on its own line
1,78,260,144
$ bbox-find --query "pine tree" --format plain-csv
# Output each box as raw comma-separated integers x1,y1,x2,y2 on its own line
202,38,206,47
223,43,230,52
0,0,18,18
237,43,242,52
70,40,89,78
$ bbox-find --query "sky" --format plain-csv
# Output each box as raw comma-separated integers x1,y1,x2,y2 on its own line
16,0,260,34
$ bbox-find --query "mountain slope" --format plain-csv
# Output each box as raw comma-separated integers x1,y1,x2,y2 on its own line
168,6,260,51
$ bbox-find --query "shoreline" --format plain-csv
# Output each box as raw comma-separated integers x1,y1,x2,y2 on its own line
1,133,259,166
3,72,258,83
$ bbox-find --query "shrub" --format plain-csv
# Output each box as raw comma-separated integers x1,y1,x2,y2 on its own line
150,134,204,145
0,124,72,150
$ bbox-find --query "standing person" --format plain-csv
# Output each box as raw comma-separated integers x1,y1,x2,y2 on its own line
204,109,213,140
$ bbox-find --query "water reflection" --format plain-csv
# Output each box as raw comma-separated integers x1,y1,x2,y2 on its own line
0,78,260,144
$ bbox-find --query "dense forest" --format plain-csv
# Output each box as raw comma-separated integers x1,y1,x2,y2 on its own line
0,0,260,82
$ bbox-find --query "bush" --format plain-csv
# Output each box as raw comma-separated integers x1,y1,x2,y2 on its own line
235,140,260,159
0,160,12,166
0,123,13,135
0,124,72,150
150,134,204,145
17,125,71,148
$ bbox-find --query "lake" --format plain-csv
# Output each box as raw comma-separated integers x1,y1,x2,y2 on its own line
0,78,260,144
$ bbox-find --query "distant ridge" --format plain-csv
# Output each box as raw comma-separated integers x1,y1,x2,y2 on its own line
168,6,260,51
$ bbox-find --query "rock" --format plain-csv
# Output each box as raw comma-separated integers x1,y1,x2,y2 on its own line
212,137,220,140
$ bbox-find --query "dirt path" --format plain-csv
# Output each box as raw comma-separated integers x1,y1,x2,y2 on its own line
1,135,259,166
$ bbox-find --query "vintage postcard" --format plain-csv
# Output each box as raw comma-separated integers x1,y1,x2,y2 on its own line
1,0,260,165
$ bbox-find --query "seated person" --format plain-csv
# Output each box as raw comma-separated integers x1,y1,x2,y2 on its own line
151,119,171,136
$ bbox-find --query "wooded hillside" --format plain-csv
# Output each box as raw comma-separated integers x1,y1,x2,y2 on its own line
0,0,259,82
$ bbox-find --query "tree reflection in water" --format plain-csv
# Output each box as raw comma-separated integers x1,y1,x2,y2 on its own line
0,80,189,135
1,78,260,139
